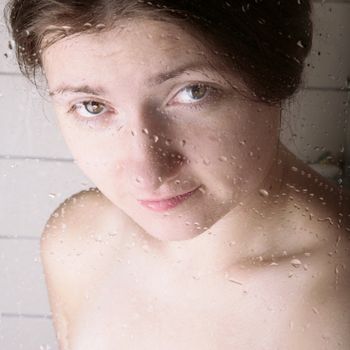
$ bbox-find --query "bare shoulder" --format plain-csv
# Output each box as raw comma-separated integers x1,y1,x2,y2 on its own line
297,186,350,349
40,187,139,277
40,187,133,347
41,187,130,246
291,240,350,349
280,155,350,347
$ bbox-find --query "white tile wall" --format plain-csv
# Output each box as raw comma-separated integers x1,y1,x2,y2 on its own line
280,89,348,163
0,159,93,240
0,317,57,350
0,1,20,74
0,159,93,349
281,1,350,164
0,1,349,349
0,240,49,315
304,1,350,89
0,75,72,158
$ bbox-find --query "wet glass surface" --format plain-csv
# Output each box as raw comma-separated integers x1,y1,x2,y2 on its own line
0,1,349,349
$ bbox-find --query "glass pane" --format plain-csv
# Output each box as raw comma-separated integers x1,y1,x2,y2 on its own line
1,1,349,349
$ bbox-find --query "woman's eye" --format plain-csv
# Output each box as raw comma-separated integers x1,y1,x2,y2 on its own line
170,83,218,108
69,100,107,118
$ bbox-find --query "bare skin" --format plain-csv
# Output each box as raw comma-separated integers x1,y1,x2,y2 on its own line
41,144,350,350
39,19,350,349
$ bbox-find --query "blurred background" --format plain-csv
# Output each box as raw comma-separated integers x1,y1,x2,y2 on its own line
0,0,349,349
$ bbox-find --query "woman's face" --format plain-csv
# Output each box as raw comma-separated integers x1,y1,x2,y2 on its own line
42,19,281,241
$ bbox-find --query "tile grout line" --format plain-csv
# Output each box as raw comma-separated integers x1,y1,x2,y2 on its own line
0,235,40,240
304,86,350,92
313,0,350,2
0,155,74,162
1,312,52,319
0,72,21,76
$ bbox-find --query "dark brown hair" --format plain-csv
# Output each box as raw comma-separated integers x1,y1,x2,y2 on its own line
4,0,313,105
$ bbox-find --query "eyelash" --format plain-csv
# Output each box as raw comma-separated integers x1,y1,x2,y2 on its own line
67,83,220,127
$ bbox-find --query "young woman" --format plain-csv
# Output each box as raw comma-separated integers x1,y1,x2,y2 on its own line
5,0,350,349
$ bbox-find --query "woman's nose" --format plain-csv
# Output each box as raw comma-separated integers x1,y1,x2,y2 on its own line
126,124,185,193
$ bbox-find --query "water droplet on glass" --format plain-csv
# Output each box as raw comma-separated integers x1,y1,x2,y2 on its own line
96,23,106,30
291,166,298,172
108,230,118,237
39,345,51,350
203,158,211,165
135,176,143,184
259,189,269,197
219,156,228,162
227,277,243,285
8,40,15,50
290,258,302,268
142,128,149,135
142,244,149,252
181,140,186,147
198,187,206,194
48,193,57,198
296,40,305,48
153,135,159,143
165,139,172,146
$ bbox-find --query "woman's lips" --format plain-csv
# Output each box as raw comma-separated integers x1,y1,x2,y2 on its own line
137,188,199,212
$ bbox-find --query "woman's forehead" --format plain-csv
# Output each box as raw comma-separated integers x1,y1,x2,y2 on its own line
42,19,208,64
42,18,239,90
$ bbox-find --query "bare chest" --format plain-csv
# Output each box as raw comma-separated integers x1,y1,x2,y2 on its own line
68,261,339,350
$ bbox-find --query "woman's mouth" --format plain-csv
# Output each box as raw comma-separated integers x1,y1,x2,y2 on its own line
137,188,199,212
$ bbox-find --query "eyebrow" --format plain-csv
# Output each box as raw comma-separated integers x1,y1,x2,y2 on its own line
48,62,220,97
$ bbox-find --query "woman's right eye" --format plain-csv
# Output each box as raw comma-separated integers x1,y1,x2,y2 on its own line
68,100,108,118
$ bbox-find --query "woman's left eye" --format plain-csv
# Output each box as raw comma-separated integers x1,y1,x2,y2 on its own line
170,83,219,109
68,100,108,118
